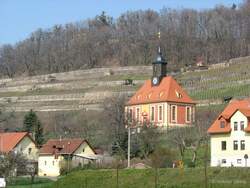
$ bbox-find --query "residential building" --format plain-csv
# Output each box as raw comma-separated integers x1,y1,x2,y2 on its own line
0,132,38,161
208,98,250,167
125,41,195,129
38,138,96,177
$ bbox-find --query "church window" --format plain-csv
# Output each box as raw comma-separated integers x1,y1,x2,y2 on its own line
171,105,177,122
136,107,140,121
186,106,191,122
159,105,163,121
151,106,155,121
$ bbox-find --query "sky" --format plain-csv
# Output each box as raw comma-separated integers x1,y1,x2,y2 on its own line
0,0,243,45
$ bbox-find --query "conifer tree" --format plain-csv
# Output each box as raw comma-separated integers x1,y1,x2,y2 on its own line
23,109,44,146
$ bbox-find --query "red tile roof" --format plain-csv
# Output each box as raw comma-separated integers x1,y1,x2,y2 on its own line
39,138,95,155
0,132,33,153
127,76,195,105
208,98,250,134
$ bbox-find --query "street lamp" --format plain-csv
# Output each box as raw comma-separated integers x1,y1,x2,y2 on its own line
244,154,248,167
127,124,137,168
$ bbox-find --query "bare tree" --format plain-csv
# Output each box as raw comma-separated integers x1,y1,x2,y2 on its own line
1,2,250,77
0,152,28,178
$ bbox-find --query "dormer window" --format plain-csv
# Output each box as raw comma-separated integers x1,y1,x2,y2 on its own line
220,121,225,128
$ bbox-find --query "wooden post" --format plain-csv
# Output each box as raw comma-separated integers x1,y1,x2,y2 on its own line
127,127,131,168
154,167,158,188
204,137,208,188
116,162,119,188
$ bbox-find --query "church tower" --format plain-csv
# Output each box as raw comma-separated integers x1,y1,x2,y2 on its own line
151,31,167,86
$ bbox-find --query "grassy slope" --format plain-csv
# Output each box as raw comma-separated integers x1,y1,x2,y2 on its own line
41,168,250,188
7,177,53,188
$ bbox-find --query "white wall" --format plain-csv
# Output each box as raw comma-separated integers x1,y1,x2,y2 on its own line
13,136,38,161
38,155,62,177
211,111,250,167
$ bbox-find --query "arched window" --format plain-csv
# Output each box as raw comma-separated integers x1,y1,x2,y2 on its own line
171,105,177,122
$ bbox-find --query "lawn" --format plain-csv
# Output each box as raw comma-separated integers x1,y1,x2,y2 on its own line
6,177,53,188
36,168,250,188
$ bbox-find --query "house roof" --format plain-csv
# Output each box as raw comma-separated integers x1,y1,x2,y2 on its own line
0,132,34,153
39,138,96,155
127,76,195,106
208,98,250,134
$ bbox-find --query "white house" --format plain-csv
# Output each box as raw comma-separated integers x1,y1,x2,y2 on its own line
208,98,250,167
0,132,38,161
38,138,97,177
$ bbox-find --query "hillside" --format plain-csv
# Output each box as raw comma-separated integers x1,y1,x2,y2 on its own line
1,2,250,78
0,56,250,113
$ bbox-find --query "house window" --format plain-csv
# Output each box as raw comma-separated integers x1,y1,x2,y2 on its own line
234,122,238,131
186,106,191,122
241,140,245,150
240,121,244,131
44,161,47,166
159,105,163,121
220,121,225,128
221,141,226,150
136,108,140,121
171,105,177,122
151,106,155,121
237,159,242,164
233,140,238,150
222,159,226,164
52,161,55,166
28,148,32,155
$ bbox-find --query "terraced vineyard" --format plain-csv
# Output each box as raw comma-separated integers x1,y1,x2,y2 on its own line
0,56,250,113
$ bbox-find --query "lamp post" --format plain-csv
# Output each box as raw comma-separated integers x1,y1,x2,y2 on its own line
244,154,248,167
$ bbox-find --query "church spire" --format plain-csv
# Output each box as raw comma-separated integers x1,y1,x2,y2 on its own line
151,30,167,86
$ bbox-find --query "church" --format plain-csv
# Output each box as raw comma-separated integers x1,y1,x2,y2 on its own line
125,38,196,128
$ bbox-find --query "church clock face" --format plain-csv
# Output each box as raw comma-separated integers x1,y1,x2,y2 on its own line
152,77,158,86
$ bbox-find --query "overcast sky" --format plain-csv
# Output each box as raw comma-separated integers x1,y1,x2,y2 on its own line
0,0,243,45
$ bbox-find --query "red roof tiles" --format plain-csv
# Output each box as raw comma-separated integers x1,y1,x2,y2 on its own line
127,76,195,105
39,138,95,155
208,98,250,134
0,132,33,153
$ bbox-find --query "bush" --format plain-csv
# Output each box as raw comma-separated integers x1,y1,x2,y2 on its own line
150,147,177,168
